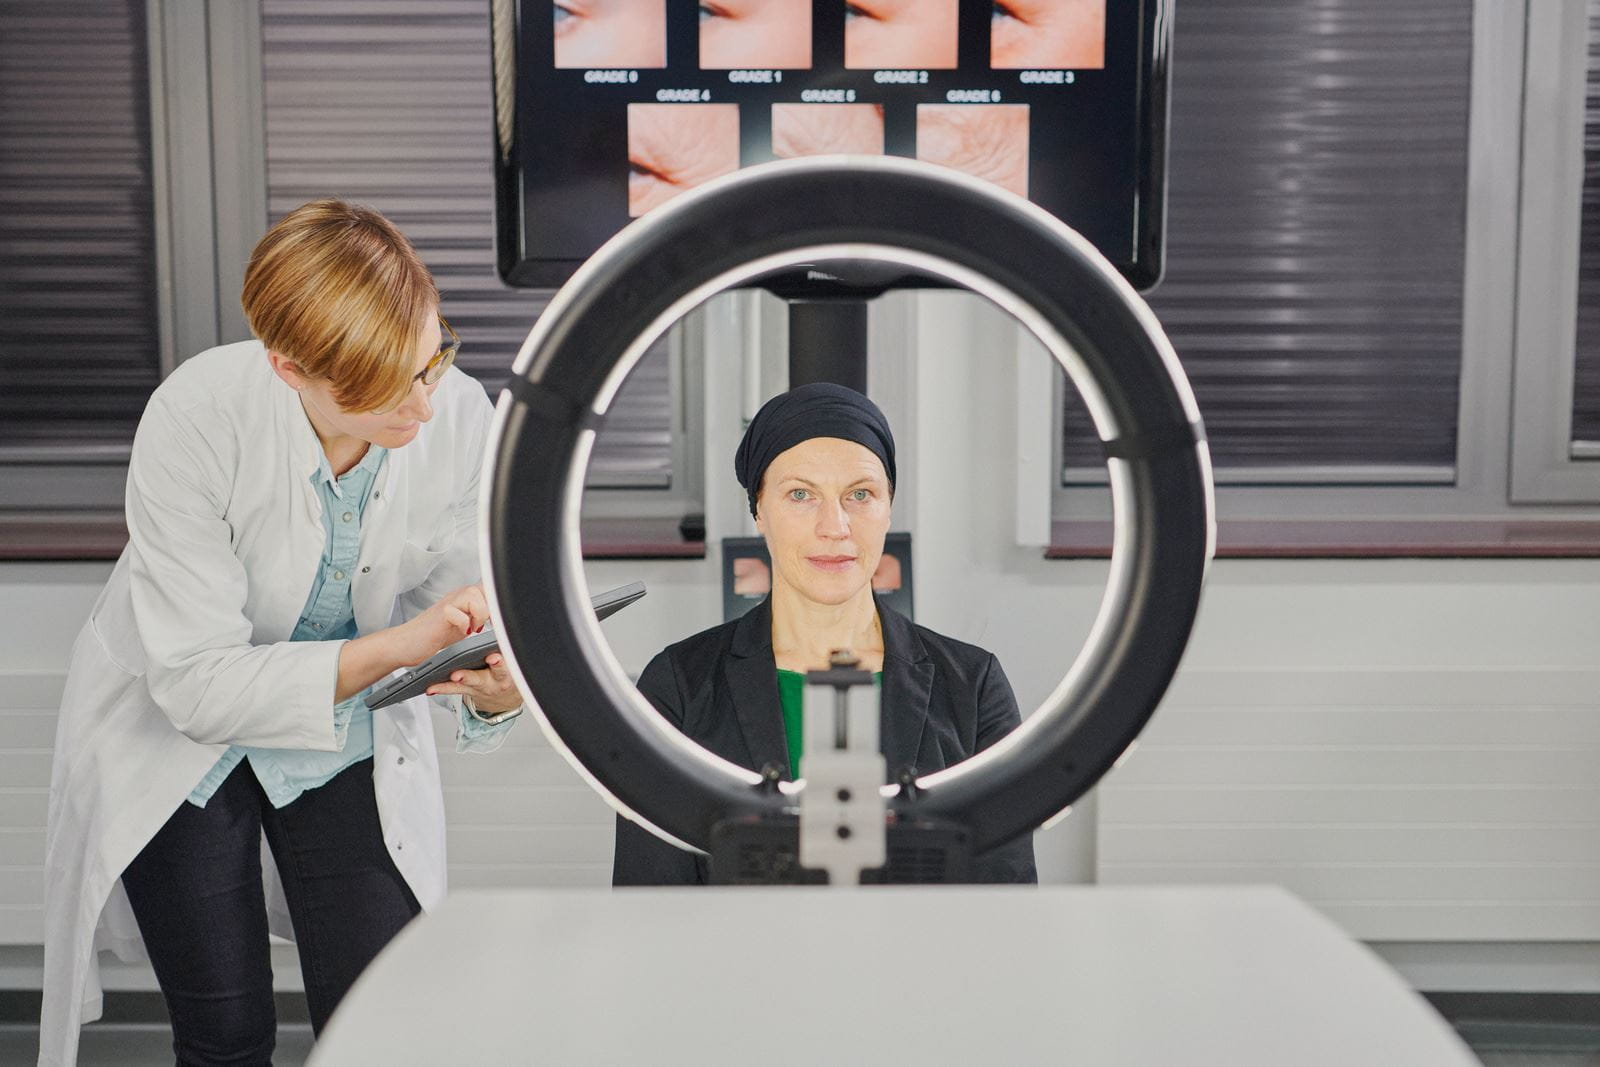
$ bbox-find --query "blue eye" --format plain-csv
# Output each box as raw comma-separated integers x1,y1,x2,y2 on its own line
553,3,573,24
789,488,810,502
849,489,870,502
845,2,870,19
992,1,1019,21
699,2,722,20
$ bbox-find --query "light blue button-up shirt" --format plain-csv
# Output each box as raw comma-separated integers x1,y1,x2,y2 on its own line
188,444,505,809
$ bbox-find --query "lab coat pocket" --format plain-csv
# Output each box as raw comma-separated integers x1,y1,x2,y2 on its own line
396,538,450,592
88,569,148,678
395,527,457,601
55,618,149,774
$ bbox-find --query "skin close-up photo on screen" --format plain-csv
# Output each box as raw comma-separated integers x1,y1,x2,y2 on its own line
553,0,668,69
991,0,1106,70
844,0,960,70
917,103,1031,197
771,103,886,157
699,0,814,70
627,102,742,215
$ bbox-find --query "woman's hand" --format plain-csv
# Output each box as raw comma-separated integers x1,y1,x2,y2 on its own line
398,584,490,665
425,651,522,714
336,582,486,703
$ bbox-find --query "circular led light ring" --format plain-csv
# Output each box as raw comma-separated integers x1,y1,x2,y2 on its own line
481,157,1214,858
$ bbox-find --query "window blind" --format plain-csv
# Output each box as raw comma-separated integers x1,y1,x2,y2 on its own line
0,1,160,457
1569,0,1600,451
1062,0,1470,476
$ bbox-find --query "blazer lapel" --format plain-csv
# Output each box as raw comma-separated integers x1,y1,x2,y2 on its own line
877,602,933,778
725,598,791,775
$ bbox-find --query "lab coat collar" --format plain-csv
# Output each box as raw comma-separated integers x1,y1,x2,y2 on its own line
271,357,397,505
311,443,388,499
272,362,326,485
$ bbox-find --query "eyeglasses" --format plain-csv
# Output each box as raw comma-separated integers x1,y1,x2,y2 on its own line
366,316,459,414
414,315,460,388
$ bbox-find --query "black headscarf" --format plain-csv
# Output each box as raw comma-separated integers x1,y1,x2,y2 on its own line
734,382,897,518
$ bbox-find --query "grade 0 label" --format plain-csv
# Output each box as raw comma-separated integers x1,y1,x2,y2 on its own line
583,69,637,84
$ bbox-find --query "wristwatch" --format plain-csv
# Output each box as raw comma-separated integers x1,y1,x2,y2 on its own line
463,694,523,726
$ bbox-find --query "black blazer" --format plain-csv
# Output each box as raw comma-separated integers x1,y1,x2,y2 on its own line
613,597,1038,885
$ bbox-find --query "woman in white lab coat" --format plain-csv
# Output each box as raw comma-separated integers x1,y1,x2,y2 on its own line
38,200,524,1067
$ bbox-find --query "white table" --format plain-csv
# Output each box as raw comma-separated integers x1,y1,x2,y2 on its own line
310,885,1479,1066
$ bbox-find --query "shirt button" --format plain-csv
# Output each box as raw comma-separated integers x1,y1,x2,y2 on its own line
333,570,346,581
360,565,371,574
397,755,406,765
342,511,353,523
395,841,403,851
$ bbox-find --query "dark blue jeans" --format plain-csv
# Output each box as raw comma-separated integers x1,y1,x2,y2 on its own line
120,757,420,1066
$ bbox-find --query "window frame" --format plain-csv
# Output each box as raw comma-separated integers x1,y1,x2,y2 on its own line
0,0,703,560
1509,0,1600,502
0,0,261,556
1046,0,1600,556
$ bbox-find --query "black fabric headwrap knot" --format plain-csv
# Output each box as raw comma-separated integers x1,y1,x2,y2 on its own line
734,383,897,519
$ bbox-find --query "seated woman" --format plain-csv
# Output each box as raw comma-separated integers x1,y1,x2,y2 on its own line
614,383,1038,884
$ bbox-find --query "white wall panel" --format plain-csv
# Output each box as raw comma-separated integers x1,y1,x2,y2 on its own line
1100,666,1600,940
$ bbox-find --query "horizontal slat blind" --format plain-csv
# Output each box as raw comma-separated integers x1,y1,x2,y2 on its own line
0,1,160,455
1570,0,1600,449
260,0,673,487
1062,0,1470,474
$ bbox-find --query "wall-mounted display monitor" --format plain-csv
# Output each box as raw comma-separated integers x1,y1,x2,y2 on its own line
496,1,1169,290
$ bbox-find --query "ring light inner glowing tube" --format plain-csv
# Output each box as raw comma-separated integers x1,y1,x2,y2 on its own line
481,157,1214,860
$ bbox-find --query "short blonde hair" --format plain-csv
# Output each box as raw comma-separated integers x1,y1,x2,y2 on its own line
241,199,438,412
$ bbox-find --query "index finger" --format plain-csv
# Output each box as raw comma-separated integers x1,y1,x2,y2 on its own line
453,584,490,632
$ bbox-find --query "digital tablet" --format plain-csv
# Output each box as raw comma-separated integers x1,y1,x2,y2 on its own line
366,581,646,710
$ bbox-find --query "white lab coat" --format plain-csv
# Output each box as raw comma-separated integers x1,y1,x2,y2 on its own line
38,341,507,1067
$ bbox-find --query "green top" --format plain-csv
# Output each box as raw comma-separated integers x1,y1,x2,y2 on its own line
775,668,883,779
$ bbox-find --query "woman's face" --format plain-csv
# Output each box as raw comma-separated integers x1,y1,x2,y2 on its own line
553,0,667,69
292,315,443,451
755,436,892,607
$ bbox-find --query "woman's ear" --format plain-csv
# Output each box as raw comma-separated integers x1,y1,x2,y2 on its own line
265,348,308,391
